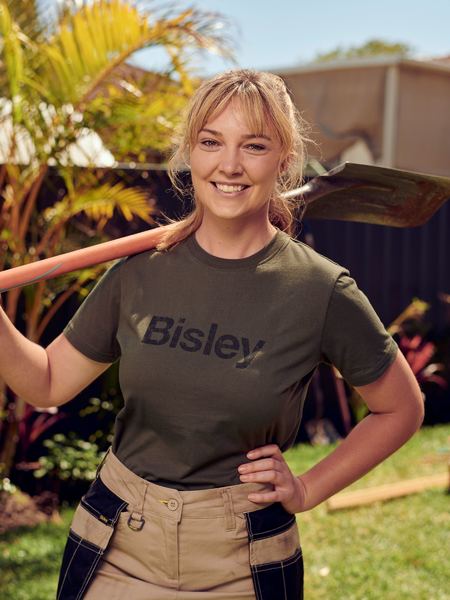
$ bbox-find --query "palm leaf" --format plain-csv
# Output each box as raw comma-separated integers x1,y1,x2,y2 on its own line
3,0,52,41
83,76,190,159
0,2,26,119
43,181,155,226
32,0,233,106
43,265,106,301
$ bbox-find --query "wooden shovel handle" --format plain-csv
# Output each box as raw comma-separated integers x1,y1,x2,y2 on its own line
0,227,165,293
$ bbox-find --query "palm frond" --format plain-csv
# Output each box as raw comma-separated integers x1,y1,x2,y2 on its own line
44,181,155,226
83,75,191,159
33,0,233,106
0,2,26,117
3,0,52,41
43,265,106,301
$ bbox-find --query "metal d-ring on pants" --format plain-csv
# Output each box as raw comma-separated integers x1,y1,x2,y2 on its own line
56,446,304,600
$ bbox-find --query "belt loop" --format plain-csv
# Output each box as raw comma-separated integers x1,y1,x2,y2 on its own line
222,488,236,531
127,481,148,532
95,446,111,478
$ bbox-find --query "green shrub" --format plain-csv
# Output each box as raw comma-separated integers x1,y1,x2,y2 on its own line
34,433,105,482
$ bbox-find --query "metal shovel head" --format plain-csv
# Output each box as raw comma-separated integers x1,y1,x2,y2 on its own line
297,162,450,227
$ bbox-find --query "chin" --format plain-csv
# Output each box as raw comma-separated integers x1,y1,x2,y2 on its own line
200,203,243,220
209,212,245,222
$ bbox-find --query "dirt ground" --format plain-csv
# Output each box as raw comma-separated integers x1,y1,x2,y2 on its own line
0,489,61,534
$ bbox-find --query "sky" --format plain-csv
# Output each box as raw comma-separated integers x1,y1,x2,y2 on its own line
130,0,450,75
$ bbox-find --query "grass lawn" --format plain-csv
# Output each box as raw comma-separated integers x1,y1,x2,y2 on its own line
0,507,73,599
0,424,449,599
285,423,450,600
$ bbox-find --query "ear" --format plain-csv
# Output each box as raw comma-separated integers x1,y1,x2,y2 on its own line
278,155,292,175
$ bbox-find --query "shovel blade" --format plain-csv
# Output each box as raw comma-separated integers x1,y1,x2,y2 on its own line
301,162,450,227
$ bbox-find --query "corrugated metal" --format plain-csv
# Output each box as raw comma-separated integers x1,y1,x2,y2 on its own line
301,200,450,332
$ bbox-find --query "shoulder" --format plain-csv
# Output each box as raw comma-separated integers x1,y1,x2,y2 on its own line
103,241,188,291
114,242,183,272
276,232,349,286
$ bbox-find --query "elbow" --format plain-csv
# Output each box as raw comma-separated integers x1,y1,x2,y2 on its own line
23,388,68,410
387,390,425,440
415,390,426,429
42,391,71,409
404,389,425,434
23,391,55,410
6,382,50,409
29,397,67,410
31,385,53,409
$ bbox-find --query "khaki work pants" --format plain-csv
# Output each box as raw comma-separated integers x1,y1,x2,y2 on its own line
58,447,303,600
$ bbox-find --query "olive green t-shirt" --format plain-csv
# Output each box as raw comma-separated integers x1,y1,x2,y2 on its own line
63,229,398,490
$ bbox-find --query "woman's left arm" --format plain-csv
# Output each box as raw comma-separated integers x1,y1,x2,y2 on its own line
295,348,424,511
238,349,425,513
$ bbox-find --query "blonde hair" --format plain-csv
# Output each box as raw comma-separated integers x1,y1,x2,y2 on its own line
157,69,311,250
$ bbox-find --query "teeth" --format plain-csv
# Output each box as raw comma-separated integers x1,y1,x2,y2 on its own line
215,183,246,193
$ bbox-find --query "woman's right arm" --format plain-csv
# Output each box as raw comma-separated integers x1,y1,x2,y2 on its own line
0,306,112,409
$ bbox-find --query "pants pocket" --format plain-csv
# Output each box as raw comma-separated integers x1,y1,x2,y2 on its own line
57,475,128,600
243,502,304,600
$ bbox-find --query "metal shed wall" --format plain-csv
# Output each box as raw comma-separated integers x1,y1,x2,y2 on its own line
303,201,450,333
396,66,450,175
278,59,450,176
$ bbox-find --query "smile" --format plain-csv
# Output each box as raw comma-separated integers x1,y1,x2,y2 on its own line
211,182,250,194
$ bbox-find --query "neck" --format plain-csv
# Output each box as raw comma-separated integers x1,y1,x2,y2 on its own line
194,216,277,259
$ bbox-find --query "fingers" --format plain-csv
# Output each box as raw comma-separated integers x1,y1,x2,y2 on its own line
247,490,279,503
239,457,281,474
246,444,282,459
239,446,286,486
239,445,284,480
239,468,283,483
239,444,283,474
240,444,300,510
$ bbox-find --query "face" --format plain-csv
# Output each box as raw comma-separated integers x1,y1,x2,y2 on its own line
189,100,285,225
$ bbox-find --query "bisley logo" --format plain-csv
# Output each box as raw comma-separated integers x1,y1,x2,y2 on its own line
142,316,266,369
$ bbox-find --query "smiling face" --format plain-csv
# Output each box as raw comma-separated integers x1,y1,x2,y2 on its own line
189,100,285,227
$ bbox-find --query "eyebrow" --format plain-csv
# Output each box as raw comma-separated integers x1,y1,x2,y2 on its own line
199,128,272,141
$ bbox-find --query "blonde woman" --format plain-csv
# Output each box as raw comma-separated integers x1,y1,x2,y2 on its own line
0,70,423,599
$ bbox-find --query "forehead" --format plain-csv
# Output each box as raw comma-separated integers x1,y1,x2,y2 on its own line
199,99,278,139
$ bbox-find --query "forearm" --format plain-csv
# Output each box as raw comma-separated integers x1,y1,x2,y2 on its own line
0,307,50,407
297,408,423,511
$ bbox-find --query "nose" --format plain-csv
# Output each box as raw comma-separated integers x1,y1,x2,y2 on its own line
218,147,243,177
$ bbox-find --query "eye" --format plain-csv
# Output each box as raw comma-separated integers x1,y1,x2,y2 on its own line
246,143,266,152
199,139,219,148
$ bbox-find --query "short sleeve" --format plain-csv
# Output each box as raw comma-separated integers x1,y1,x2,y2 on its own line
320,271,398,386
63,260,123,363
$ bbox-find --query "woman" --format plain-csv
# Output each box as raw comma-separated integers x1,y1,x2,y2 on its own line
0,70,424,600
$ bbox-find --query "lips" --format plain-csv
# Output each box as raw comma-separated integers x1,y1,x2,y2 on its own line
212,182,250,194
